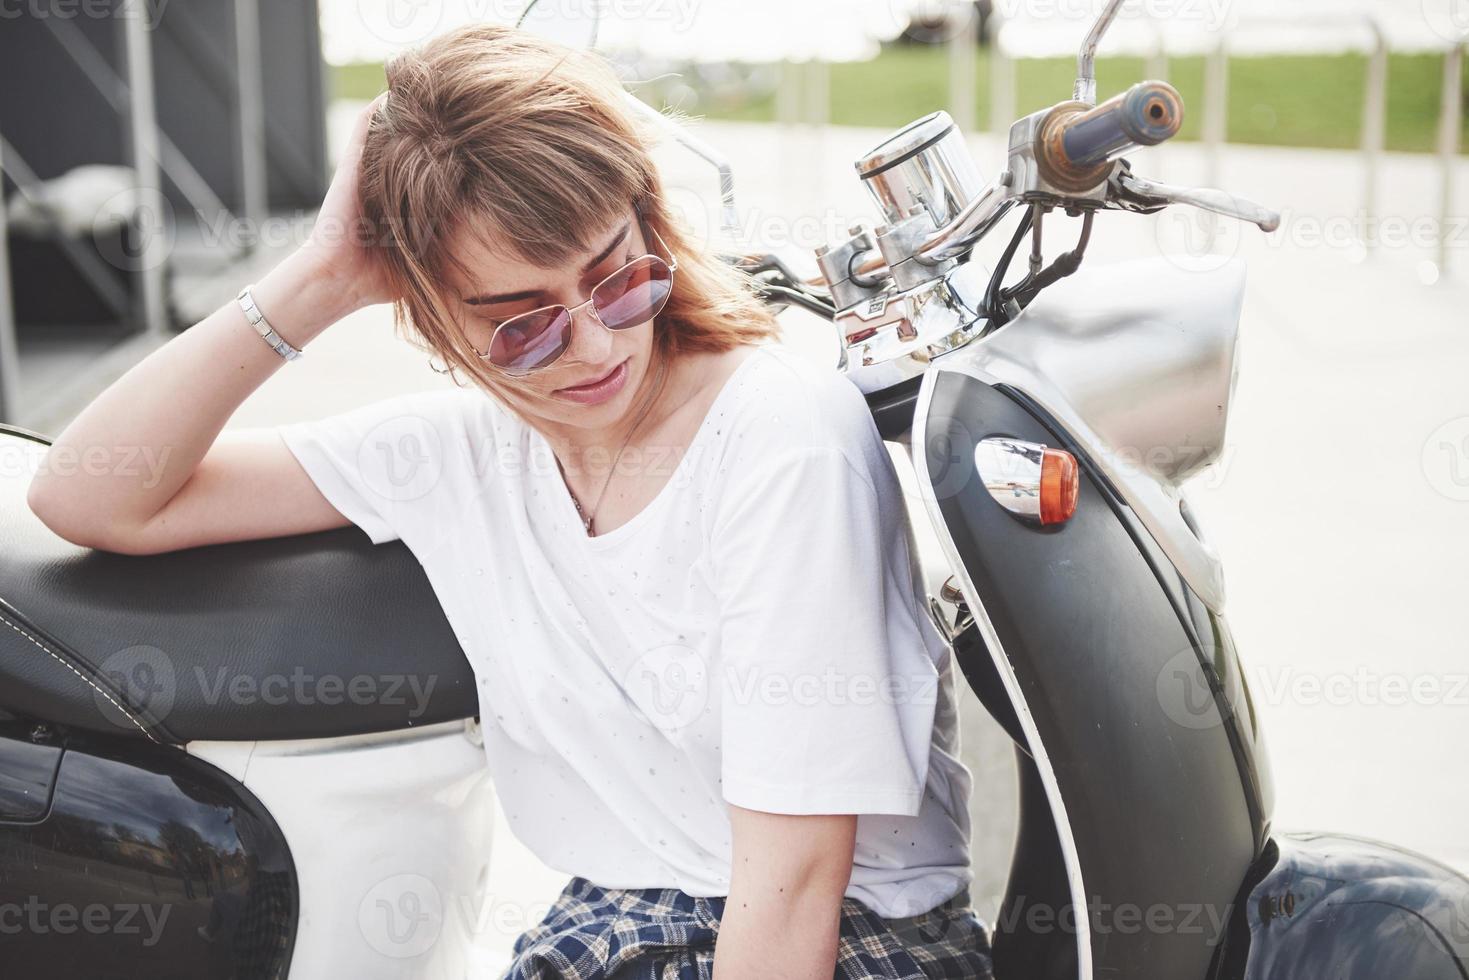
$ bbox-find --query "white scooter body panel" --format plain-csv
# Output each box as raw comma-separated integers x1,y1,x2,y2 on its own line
189,721,499,978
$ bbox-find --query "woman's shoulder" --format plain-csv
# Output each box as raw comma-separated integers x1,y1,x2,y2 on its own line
718,344,882,462
326,383,517,482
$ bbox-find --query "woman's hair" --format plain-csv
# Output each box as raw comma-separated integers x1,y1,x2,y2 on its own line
357,23,779,392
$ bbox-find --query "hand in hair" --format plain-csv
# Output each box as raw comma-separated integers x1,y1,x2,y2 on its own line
301,93,398,312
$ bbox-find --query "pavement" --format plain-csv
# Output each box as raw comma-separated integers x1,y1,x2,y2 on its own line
40,102,1467,958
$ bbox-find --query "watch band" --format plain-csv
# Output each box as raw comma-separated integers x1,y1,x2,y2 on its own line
236,285,304,361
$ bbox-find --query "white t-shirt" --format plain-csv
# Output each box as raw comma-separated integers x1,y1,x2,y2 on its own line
277,343,973,918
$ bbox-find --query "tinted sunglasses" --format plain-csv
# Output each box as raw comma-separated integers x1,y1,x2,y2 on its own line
471,217,678,377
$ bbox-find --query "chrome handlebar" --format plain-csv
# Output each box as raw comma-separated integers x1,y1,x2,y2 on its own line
1111,169,1281,232
915,176,1016,264
826,0,1278,310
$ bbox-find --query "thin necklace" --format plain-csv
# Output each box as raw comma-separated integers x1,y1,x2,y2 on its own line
559,353,671,536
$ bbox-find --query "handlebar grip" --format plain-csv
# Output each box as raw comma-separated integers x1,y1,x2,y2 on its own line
1036,80,1183,192
1061,81,1183,169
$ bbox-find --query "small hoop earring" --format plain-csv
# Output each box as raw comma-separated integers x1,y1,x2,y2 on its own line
428,354,465,385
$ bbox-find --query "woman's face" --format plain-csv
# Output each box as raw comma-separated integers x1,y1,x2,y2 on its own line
442,204,662,435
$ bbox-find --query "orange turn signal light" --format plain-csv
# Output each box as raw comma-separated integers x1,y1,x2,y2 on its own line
975,437,1081,527
1038,448,1079,525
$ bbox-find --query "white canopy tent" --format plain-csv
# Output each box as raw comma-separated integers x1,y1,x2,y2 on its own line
324,0,908,66
993,0,1466,59
323,0,1466,67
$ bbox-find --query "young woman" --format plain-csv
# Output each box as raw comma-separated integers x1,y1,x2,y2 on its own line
27,24,992,979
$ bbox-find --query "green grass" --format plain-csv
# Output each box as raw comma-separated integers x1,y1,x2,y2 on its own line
331,47,1469,154
332,60,387,101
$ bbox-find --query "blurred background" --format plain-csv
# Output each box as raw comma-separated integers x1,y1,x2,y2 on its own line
2,0,1467,963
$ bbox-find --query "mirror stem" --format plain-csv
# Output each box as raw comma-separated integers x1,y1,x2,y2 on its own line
1073,0,1128,105
622,91,740,239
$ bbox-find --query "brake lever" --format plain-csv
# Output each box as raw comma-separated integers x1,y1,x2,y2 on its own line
1110,163,1281,233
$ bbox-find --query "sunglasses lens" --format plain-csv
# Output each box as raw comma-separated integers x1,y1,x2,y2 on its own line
487,307,573,375
592,257,673,331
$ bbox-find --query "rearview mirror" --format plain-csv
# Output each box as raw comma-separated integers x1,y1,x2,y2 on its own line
515,0,601,49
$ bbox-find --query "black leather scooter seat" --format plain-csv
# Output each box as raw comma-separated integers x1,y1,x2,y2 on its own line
0,425,477,745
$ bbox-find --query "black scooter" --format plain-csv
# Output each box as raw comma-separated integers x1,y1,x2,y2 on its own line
3,0,1467,977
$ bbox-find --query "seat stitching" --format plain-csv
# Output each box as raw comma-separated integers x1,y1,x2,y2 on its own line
0,609,159,744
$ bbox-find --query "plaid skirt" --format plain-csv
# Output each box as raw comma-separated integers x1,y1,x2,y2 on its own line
503,876,995,980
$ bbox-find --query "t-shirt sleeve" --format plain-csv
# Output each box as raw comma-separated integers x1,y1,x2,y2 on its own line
709,444,939,817
276,387,481,550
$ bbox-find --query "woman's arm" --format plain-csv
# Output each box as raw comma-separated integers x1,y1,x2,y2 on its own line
26,98,392,555
713,805,857,979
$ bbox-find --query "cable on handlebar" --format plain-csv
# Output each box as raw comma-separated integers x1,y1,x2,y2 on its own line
981,207,1035,324
752,282,837,320
1003,210,1095,311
